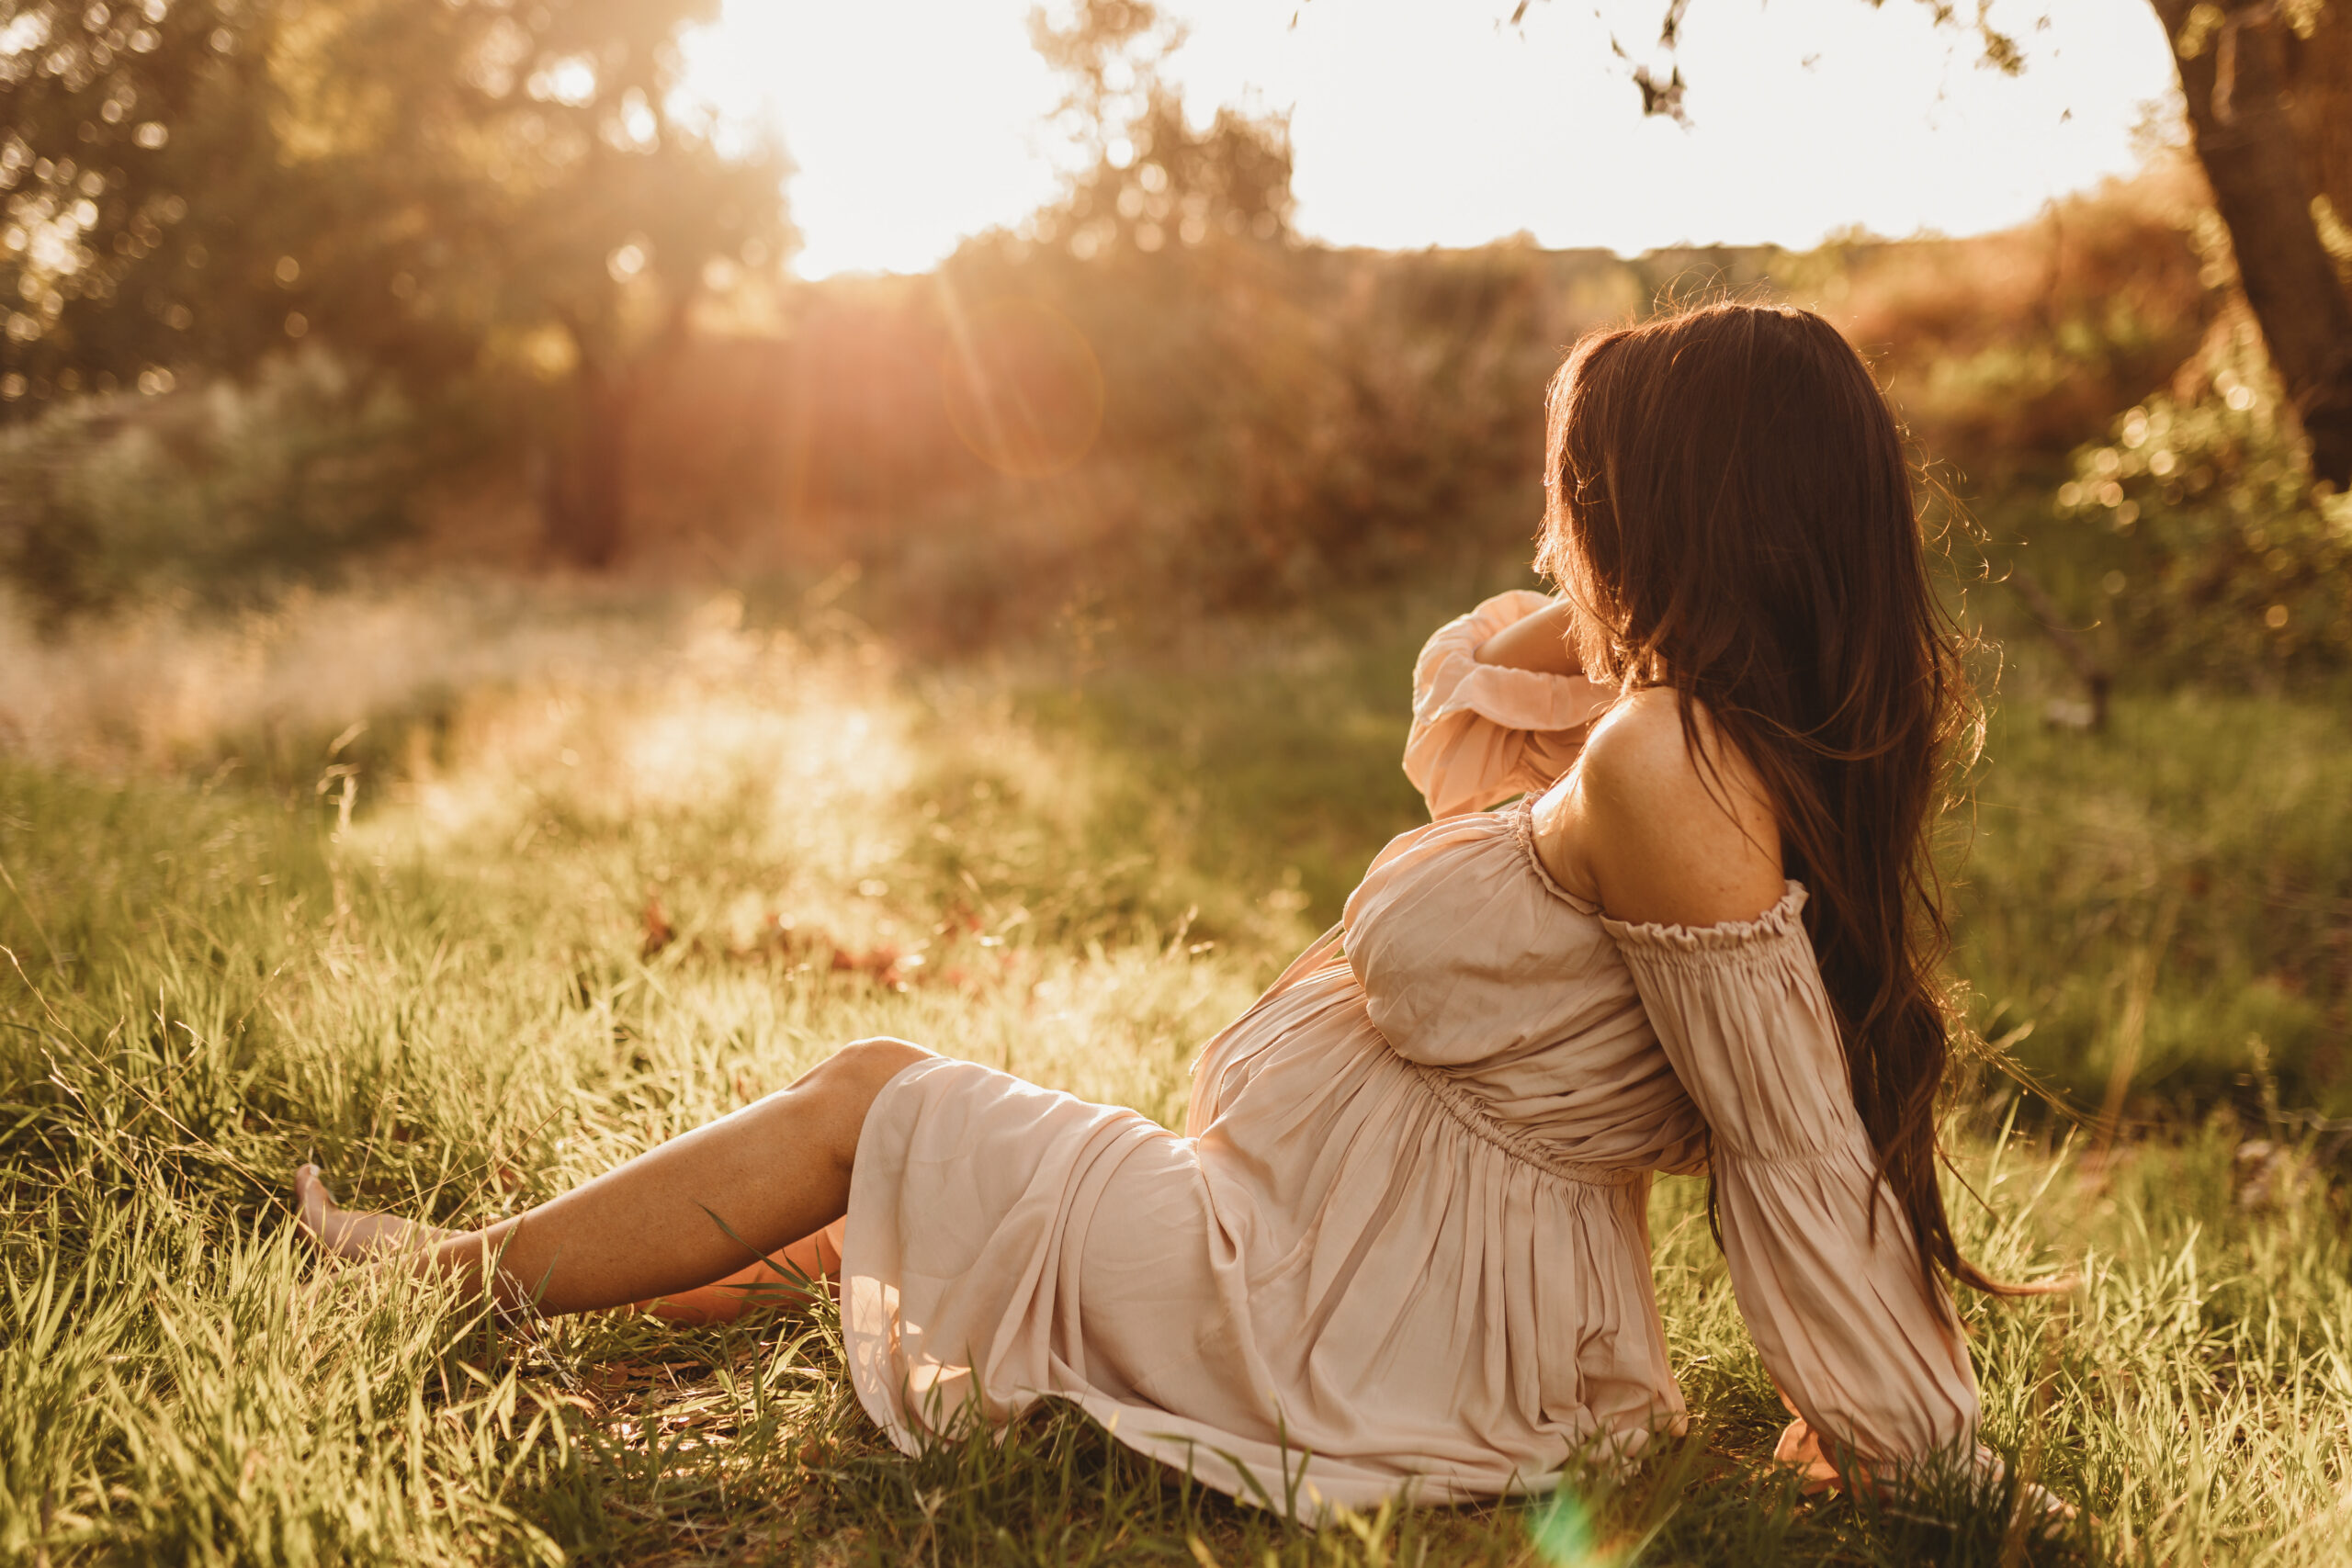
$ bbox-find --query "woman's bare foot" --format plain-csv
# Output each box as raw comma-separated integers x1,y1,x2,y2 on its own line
1773,1417,1843,1495
293,1164,458,1260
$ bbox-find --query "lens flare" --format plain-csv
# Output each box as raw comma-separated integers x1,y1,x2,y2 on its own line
1527,1485,1611,1568
938,296,1105,477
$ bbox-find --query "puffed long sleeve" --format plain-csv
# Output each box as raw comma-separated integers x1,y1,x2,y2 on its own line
1403,591,1614,820
1600,887,1986,1474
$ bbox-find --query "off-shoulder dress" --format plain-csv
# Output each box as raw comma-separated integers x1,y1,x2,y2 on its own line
838,590,1984,1513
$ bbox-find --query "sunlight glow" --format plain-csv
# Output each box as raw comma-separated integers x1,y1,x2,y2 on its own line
681,0,2180,278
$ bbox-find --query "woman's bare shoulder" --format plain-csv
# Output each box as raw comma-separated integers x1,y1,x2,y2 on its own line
1537,689,1786,928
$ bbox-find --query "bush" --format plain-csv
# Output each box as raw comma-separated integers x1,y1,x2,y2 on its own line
1800,161,2211,490
2051,314,2352,682
0,353,427,624
616,168,2209,653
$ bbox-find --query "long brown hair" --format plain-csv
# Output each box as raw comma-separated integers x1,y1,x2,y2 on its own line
1537,300,2006,1306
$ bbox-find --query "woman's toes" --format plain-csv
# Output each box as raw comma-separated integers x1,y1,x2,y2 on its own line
293,1164,336,1239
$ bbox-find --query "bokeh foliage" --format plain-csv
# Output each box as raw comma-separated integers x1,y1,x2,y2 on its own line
3,0,788,398
3,0,790,563
0,348,435,619
2050,314,2352,679
612,167,2211,654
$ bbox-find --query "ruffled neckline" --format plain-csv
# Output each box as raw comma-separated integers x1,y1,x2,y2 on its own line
1599,881,1811,951
1500,796,1600,915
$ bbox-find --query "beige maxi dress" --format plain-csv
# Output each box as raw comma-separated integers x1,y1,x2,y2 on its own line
840,590,1984,1513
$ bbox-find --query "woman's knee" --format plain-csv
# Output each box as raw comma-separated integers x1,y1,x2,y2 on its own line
770,1038,932,1173
793,1036,932,1116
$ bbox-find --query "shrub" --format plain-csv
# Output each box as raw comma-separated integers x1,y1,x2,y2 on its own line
2052,313,2352,682
0,353,427,624
1804,161,2211,491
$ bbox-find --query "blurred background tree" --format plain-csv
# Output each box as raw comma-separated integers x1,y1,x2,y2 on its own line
1559,0,2352,678
2041,1,2352,674
1595,0,2352,487
2146,0,2352,487
0,0,792,567
1025,0,1294,261
0,0,2332,678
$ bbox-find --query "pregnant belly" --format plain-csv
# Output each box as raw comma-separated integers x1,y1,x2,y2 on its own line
1185,962,1378,1135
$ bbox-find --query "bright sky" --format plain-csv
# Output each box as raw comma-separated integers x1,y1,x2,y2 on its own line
679,0,2181,279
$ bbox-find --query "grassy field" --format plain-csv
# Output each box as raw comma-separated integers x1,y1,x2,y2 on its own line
4,582,2351,1565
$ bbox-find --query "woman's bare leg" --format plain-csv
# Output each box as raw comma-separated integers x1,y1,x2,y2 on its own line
638,1221,843,1325
294,1038,929,1316
296,1169,840,1323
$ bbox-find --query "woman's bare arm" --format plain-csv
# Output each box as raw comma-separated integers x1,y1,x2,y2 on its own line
1473,597,1583,675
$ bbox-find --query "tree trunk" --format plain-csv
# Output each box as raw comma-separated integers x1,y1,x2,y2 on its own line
539,359,630,570
2149,0,2352,486
2280,1,2352,228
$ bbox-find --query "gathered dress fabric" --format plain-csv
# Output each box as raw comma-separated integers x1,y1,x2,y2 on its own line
839,590,1986,1514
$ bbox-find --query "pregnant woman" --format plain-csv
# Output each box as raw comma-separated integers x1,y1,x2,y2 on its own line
297,301,2035,1515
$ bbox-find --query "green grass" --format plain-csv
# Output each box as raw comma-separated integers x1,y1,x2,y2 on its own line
1954,684,2352,1120
3,585,2350,1564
